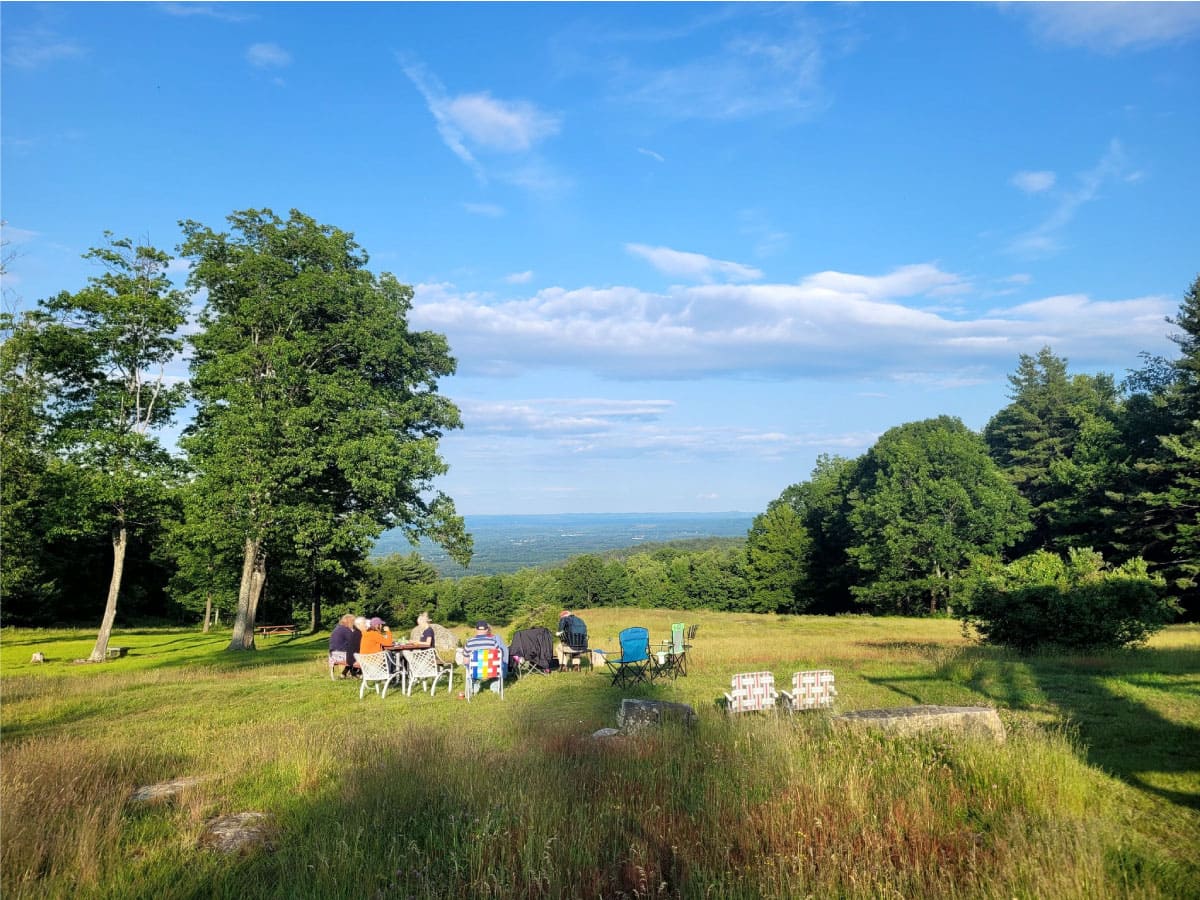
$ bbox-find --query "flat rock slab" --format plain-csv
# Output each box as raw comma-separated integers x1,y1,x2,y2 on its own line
198,812,275,855
834,705,1005,743
617,698,697,733
131,776,215,803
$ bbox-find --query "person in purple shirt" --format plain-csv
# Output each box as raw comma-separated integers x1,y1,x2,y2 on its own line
328,613,359,677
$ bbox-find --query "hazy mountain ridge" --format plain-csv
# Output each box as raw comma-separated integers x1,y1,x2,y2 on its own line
373,512,755,577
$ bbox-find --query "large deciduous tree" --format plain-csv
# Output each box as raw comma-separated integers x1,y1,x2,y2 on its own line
743,502,811,613
849,416,1030,615
34,236,188,660
180,209,471,650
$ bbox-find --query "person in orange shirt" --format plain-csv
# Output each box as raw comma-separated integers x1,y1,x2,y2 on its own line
359,617,393,656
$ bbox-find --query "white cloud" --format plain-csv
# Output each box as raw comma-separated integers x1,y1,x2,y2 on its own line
462,202,505,218
1011,170,1056,193
1009,140,1130,256
637,147,665,163
246,42,291,68
412,264,1175,381
625,243,763,283
453,396,877,462
1017,2,1200,51
402,59,559,182
3,27,85,69
504,271,534,285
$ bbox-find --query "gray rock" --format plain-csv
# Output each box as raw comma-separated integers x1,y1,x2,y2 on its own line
131,775,214,803
198,812,275,855
592,727,621,739
833,705,1005,743
616,698,697,733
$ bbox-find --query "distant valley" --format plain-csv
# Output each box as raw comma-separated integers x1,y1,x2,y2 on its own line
372,512,755,577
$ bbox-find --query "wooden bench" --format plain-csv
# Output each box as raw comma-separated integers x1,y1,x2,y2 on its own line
254,624,298,638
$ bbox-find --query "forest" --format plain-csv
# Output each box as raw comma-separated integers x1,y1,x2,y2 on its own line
2,209,1196,653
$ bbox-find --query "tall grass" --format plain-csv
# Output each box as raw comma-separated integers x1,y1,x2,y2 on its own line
2,613,1197,898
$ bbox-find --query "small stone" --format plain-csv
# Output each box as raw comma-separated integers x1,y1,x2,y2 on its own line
131,775,214,803
198,812,275,855
592,727,621,739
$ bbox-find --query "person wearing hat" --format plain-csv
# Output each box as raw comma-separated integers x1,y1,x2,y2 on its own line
463,621,508,694
359,617,393,657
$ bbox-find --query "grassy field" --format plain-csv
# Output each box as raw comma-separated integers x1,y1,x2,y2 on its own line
2,611,1197,899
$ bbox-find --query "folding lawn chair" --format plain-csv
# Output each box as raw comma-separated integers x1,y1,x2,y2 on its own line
605,627,651,688
463,647,505,701
403,648,452,696
780,670,836,712
510,627,554,679
355,651,402,700
723,671,778,714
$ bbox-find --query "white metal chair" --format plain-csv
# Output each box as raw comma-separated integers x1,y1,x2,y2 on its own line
723,671,778,714
780,670,837,712
355,651,401,700
403,648,452,696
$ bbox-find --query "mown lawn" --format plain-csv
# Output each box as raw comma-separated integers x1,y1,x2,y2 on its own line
2,611,1197,899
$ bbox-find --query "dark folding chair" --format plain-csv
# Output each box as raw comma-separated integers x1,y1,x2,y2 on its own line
605,627,651,688
560,629,591,673
510,627,554,679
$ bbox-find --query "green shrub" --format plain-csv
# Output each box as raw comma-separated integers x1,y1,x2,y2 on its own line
959,548,1178,651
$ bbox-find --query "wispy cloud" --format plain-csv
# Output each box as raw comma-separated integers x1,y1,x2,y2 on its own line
158,3,253,23
401,59,560,183
1009,140,1130,256
1015,2,1200,52
246,42,291,68
2,27,85,69
1010,170,1056,193
505,271,534,285
637,147,665,163
455,397,876,462
625,243,763,283
411,264,1173,381
463,202,505,218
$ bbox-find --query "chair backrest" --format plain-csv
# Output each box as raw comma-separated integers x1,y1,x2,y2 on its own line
685,624,699,641
790,670,837,709
466,647,503,681
618,627,649,663
356,651,390,681
728,671,777,713
563,630,589,652
670,623,685,655
404,648,442,679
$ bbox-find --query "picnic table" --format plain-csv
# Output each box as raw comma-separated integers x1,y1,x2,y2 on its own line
254,624,298,637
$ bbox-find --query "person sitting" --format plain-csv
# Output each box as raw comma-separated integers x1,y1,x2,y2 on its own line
359,617,393,656
557,609,589,670
463,621,508,694
329,613,358,677
412,611,437,652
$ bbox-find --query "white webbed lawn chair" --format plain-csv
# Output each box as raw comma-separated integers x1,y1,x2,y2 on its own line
355,651,401,700
780,669,837,713
723,671,778,714
403,648,452,696
327,650,347,681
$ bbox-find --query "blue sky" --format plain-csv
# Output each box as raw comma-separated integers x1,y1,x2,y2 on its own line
3,2,1199,515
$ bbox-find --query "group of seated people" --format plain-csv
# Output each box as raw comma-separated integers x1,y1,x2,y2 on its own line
328,611,437,678
327,609,589,695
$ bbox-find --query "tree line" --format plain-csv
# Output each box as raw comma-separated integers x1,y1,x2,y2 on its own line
2,206,1196,652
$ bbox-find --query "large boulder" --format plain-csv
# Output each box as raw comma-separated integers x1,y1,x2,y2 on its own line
616,698,697,733
833,705,1005,742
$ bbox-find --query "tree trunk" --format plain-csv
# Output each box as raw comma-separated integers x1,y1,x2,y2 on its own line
88,518,127,662
310,588,321,635
226,536,266,651
202,592,213,633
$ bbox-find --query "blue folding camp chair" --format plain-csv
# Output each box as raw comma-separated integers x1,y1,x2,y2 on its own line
605,627,651,688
